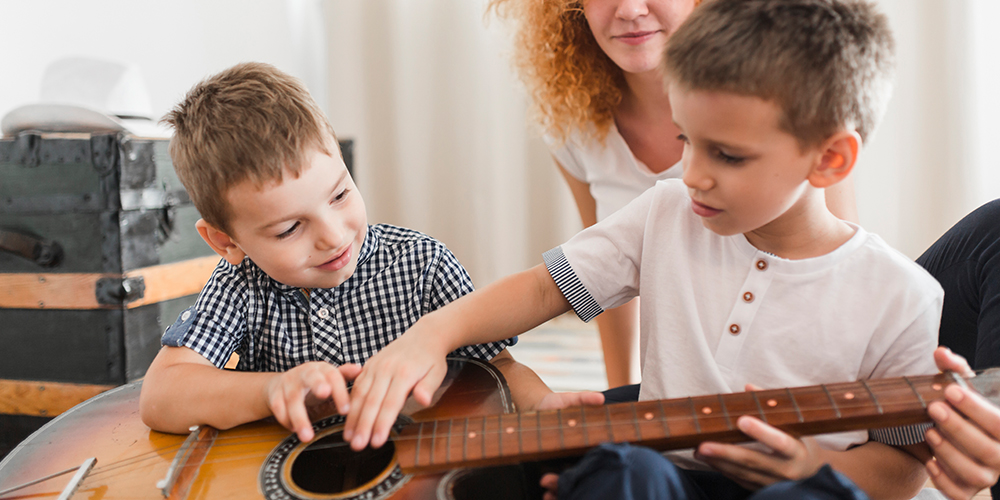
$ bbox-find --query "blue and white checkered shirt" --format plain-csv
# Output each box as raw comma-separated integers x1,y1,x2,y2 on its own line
162,224,513,371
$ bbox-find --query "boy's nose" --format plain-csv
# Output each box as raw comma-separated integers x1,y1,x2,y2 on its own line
681,157,714,192
315,217,347,251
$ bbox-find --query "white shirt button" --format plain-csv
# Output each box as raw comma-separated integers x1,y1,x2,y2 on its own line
317,308,330,319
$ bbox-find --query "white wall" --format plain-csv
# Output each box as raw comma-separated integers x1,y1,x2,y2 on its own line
0,0,326,126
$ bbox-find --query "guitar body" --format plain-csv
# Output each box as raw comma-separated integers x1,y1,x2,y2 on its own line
0,358,518,500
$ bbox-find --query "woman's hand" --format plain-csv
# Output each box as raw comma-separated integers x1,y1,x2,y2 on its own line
925,347,1000,499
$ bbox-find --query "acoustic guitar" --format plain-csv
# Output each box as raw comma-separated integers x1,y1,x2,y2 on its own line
0,358,997,500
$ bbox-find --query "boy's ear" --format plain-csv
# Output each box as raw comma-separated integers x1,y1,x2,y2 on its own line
809,130,861,188
196,219,247,266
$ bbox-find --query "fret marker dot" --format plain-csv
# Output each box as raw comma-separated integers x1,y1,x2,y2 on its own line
844,392,855,400
702,407,712,415
767,399,778,407
932,383,943,391
468,432,477,439
645,412,654,420
568,419,577,427
506,427,515,434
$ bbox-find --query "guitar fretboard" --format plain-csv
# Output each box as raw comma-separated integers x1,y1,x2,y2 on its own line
395,372,962,474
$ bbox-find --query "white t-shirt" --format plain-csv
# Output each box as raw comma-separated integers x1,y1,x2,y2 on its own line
544,179,943,453
545,124,683,222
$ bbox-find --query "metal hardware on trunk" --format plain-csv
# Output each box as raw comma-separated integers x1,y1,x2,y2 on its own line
0,229,63,267
95,276,145,305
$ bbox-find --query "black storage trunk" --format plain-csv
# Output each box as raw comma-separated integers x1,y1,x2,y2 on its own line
0,132,355,457
0,131,216,456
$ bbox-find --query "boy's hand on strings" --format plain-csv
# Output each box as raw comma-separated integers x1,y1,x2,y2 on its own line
343,326,451,451
695,414,825,490
266,361,361,443
925,347,1000,500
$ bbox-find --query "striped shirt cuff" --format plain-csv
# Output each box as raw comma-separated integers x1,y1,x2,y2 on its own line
869,423,932,446
543,246,604,322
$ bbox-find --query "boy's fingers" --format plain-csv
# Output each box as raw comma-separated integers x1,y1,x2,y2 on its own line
944,385,1000,442
288,388,315,442
339,363,363,380
350,373,393,450
344,370,375,440
302,368,331,400
412,362,448,406
736,416,798,458
697,450,775,488
931,391,1000,467
324,369,351,415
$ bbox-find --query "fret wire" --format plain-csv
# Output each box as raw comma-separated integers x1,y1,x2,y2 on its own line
430,420,438,465
718,394,733,430
462,417,469,462
446,418,453,464
558,409,566,450
415,421,424,467
822,385,842,419
687,397,702,433
628,404,641,441
750,391,767,424
658,400,671,436
582,407,592,445
537,411,543,452
517,412,524,455
904,377,927,409
786,387,804,423
860,380,883,414
498,415,503,457
481,416,487,459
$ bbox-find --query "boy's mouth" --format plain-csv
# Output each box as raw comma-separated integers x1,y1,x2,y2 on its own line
691,200,722,218
317,245,353,272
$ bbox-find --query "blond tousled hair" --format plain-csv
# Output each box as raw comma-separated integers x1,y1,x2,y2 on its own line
162,62,337,234
664,0,895,148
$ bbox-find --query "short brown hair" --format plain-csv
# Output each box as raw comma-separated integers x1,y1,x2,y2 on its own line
664,0,895,148
162,62,337,233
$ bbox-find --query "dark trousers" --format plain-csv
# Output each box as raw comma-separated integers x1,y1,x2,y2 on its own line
558,442,869,500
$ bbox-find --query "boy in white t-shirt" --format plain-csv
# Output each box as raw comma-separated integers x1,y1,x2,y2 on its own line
343,0,943,498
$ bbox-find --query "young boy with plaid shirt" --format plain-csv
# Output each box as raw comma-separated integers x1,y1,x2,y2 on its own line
138,63,594,443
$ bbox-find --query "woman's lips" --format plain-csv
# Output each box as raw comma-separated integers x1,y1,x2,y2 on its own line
317,245,352,272
615,30,660,46
691,200,722,218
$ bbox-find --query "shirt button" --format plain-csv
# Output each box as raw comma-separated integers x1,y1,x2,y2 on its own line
729,324,741,335
756,259,768,271
743,292,754,303
181,310,192,321
317,308,330,319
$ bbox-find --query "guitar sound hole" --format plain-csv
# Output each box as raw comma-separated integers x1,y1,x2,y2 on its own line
290,431,396,494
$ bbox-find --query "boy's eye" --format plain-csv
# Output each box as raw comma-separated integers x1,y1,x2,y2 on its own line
676,134,689,143
277,222,300,239
332,189,349,203
715,150,746,165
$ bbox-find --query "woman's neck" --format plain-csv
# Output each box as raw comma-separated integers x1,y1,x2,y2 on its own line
618,70,673,122
614,69,684,174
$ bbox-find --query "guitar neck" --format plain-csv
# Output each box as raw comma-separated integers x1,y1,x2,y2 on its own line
396,372,963,474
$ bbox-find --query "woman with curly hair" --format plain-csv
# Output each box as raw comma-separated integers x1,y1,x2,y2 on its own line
488,0,859,389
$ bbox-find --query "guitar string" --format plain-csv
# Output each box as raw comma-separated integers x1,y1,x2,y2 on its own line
76,394,939,481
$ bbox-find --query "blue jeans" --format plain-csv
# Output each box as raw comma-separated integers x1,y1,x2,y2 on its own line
558,442,870,500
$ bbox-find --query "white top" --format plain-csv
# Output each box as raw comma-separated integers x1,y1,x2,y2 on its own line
545,124,683,222
545,179,943,454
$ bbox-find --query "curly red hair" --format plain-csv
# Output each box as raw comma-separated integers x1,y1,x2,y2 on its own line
489,0,700,144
